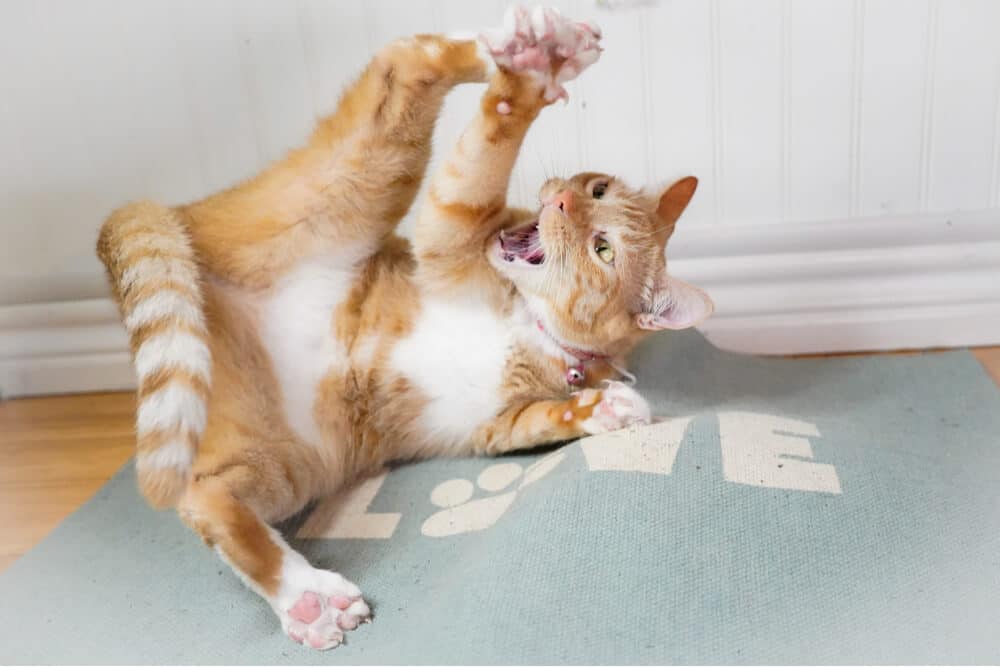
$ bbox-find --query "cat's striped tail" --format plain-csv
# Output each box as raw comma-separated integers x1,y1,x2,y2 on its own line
97,201,210,509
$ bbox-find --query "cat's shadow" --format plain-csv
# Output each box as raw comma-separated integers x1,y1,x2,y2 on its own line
631,327,871,414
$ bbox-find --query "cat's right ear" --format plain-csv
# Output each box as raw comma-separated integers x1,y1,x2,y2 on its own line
656,176,698,242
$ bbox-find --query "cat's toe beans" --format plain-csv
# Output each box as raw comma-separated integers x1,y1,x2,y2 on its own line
482,5,602,88
328,595,348,610
277,573,370,650
306,619,343,650
334,598,370,631
287,622,308,644
511,47,548,71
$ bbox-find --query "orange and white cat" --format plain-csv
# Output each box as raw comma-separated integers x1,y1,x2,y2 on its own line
97,6,712,650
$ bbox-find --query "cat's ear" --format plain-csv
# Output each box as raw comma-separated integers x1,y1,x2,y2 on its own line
656,176,698,240
636,274,714,331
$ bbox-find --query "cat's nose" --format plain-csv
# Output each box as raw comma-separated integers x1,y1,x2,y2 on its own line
544,189,574,214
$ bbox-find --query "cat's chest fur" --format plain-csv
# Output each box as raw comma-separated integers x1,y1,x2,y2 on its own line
390,296,519,450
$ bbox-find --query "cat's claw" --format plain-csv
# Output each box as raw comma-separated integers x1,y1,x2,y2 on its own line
580,381,652,434
480,5,603,102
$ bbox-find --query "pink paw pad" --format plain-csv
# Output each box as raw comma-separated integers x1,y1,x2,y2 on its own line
307,621,341,650
277,570,369,650
329,595,353,610
288,591,322,624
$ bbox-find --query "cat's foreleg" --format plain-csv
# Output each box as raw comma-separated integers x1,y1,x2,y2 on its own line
473,382,651,455
414,7,602,255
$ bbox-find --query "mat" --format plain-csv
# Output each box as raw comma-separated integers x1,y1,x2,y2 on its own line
2,331,999,664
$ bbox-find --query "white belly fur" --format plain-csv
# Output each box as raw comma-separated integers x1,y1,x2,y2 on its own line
390,297,513,452
260,251,369,448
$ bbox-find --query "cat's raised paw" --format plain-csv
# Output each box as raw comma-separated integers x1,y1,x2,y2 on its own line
580,381,652,434
480,5,603,101
276,568,370,650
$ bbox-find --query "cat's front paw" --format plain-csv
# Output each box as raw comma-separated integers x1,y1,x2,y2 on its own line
480,5,602,101
579,381,652,434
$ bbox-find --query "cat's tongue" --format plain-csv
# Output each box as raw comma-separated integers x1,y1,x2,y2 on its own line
499,221,545,265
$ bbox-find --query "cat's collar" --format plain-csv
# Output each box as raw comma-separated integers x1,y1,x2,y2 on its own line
534,320,607,386
535,319,607,362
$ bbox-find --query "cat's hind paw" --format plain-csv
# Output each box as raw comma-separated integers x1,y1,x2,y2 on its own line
276,568,370,650
480,5,603,102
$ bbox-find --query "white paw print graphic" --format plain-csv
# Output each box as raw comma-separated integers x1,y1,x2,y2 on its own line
421,450,566,537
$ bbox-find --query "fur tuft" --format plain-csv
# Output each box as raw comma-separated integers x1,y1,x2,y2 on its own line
97,201,210,508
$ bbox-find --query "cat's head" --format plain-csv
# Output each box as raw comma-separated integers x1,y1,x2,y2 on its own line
489,173,713,356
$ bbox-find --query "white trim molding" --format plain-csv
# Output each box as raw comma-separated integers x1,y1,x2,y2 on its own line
671,209,1000,355
0,299,134,398
2,209,999,397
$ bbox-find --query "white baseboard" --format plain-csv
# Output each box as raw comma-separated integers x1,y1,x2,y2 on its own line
669,209,1000,355
2,210,999,397
0,299,135,398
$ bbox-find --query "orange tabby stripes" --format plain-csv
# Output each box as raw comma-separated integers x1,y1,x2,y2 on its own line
97,201,209,508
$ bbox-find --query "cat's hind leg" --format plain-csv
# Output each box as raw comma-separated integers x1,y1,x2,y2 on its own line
308,34,494,228
183,35,493,288
178,459,370,650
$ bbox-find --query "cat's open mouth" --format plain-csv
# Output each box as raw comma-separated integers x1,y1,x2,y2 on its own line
498,220,546,266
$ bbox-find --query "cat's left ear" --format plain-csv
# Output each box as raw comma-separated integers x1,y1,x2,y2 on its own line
636,274,714,331
656,176,698,241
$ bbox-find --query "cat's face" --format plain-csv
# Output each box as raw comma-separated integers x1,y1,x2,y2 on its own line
489,173,713,355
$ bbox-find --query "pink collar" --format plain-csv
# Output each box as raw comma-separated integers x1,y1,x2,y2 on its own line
535,320,608,386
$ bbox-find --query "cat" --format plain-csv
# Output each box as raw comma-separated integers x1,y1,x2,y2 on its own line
96,5,713,650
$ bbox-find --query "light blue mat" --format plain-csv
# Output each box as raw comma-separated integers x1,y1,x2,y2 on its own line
2,331,998,664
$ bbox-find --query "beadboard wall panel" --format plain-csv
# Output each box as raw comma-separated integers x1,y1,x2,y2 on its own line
855,0,931,218
926,0,1000,212
1,0,999,377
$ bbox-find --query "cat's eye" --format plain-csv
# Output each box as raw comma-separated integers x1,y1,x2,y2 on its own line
591,181,608,199
594,237,615,264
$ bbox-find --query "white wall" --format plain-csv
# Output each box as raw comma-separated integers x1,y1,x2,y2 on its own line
2,0,1000,395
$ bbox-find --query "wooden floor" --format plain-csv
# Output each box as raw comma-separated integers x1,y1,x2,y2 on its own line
1,347,999,574
0,392,136,572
